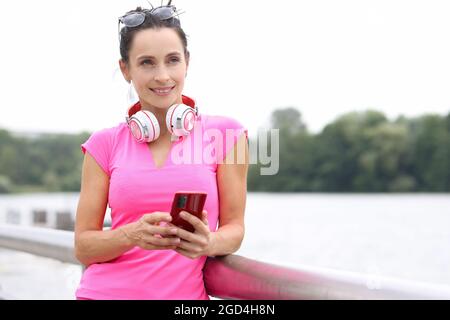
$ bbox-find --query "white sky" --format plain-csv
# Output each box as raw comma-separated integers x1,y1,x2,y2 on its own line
0,0,449,137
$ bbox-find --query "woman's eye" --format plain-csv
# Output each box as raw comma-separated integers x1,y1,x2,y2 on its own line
141,58,179,66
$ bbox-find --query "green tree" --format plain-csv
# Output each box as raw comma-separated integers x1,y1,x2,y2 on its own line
406,115,449,191
311,110,388,191
248,107,313,191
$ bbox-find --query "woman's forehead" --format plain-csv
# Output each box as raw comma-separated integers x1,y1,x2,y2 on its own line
130,28,184,59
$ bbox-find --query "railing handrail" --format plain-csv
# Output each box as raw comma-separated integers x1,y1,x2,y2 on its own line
1,224,450,300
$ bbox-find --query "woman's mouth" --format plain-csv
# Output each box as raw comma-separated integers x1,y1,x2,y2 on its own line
150,86,175,96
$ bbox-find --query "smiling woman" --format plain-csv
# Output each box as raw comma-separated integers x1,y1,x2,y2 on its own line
73,2,249,300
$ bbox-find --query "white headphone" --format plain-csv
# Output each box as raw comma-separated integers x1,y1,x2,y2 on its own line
125,83,199,143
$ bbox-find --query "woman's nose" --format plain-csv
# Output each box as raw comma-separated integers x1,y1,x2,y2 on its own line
153,66,170,82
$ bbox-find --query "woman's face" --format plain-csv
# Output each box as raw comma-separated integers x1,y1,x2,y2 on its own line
120,27,189,110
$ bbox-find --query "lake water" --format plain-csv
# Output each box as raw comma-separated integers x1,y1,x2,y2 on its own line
1,192,449,299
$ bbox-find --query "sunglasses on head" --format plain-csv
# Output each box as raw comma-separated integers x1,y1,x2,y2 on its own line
118,1,185,42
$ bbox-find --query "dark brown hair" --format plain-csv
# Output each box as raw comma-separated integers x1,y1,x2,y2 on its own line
119,6,190,64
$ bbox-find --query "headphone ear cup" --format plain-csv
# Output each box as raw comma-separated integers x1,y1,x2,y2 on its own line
128,110,160,143
166,104,196,137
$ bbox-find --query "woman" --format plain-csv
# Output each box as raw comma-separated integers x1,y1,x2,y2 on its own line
74,3,248,300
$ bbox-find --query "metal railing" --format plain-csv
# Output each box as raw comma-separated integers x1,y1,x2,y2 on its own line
1,224,450,300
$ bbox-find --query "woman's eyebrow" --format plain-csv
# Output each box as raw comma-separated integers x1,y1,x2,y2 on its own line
137,51,182,59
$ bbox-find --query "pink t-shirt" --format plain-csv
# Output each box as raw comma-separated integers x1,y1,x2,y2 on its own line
75,113,247,300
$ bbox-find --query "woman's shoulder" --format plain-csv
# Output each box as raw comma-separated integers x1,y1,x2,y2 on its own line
82,122,128,149
88,122,128,139
200,113,246,131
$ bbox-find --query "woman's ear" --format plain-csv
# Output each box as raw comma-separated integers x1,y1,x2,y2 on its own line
185,57,189,78
185,51,190,69
119,59,131,83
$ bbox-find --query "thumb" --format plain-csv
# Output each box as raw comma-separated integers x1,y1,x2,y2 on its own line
202,210,208,224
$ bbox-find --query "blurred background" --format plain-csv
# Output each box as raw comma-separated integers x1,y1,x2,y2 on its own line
0,0,449,299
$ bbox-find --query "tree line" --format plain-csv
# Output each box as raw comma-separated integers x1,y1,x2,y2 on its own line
248,109,450,192
0,130,90,193
0,108,449,193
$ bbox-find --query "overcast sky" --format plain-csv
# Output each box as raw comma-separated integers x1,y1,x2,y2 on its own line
0,0,449,137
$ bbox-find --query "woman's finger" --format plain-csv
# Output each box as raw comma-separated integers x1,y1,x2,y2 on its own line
176,227,208,246
201,210,209,225
144,234,181,247
175,247,196,259
177,239,202,253
179,211,209,234
145,224,179,237
142,212,172,225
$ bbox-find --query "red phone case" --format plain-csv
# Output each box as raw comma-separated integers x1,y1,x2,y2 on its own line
170,191,207,233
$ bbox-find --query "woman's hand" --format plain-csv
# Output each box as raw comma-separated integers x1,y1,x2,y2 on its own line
169,210,215,259
120,212,181,251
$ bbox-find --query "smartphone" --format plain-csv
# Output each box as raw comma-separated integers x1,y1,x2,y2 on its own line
170,191,207,233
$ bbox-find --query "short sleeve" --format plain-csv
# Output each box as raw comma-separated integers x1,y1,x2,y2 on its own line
81,128,113,177
204,115,248,163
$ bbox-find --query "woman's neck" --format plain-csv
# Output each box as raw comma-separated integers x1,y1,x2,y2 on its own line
150,107,170,137
139,96,183,140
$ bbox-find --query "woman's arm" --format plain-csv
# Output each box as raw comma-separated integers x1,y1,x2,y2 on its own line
210,132,249,256
74,152,135,267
